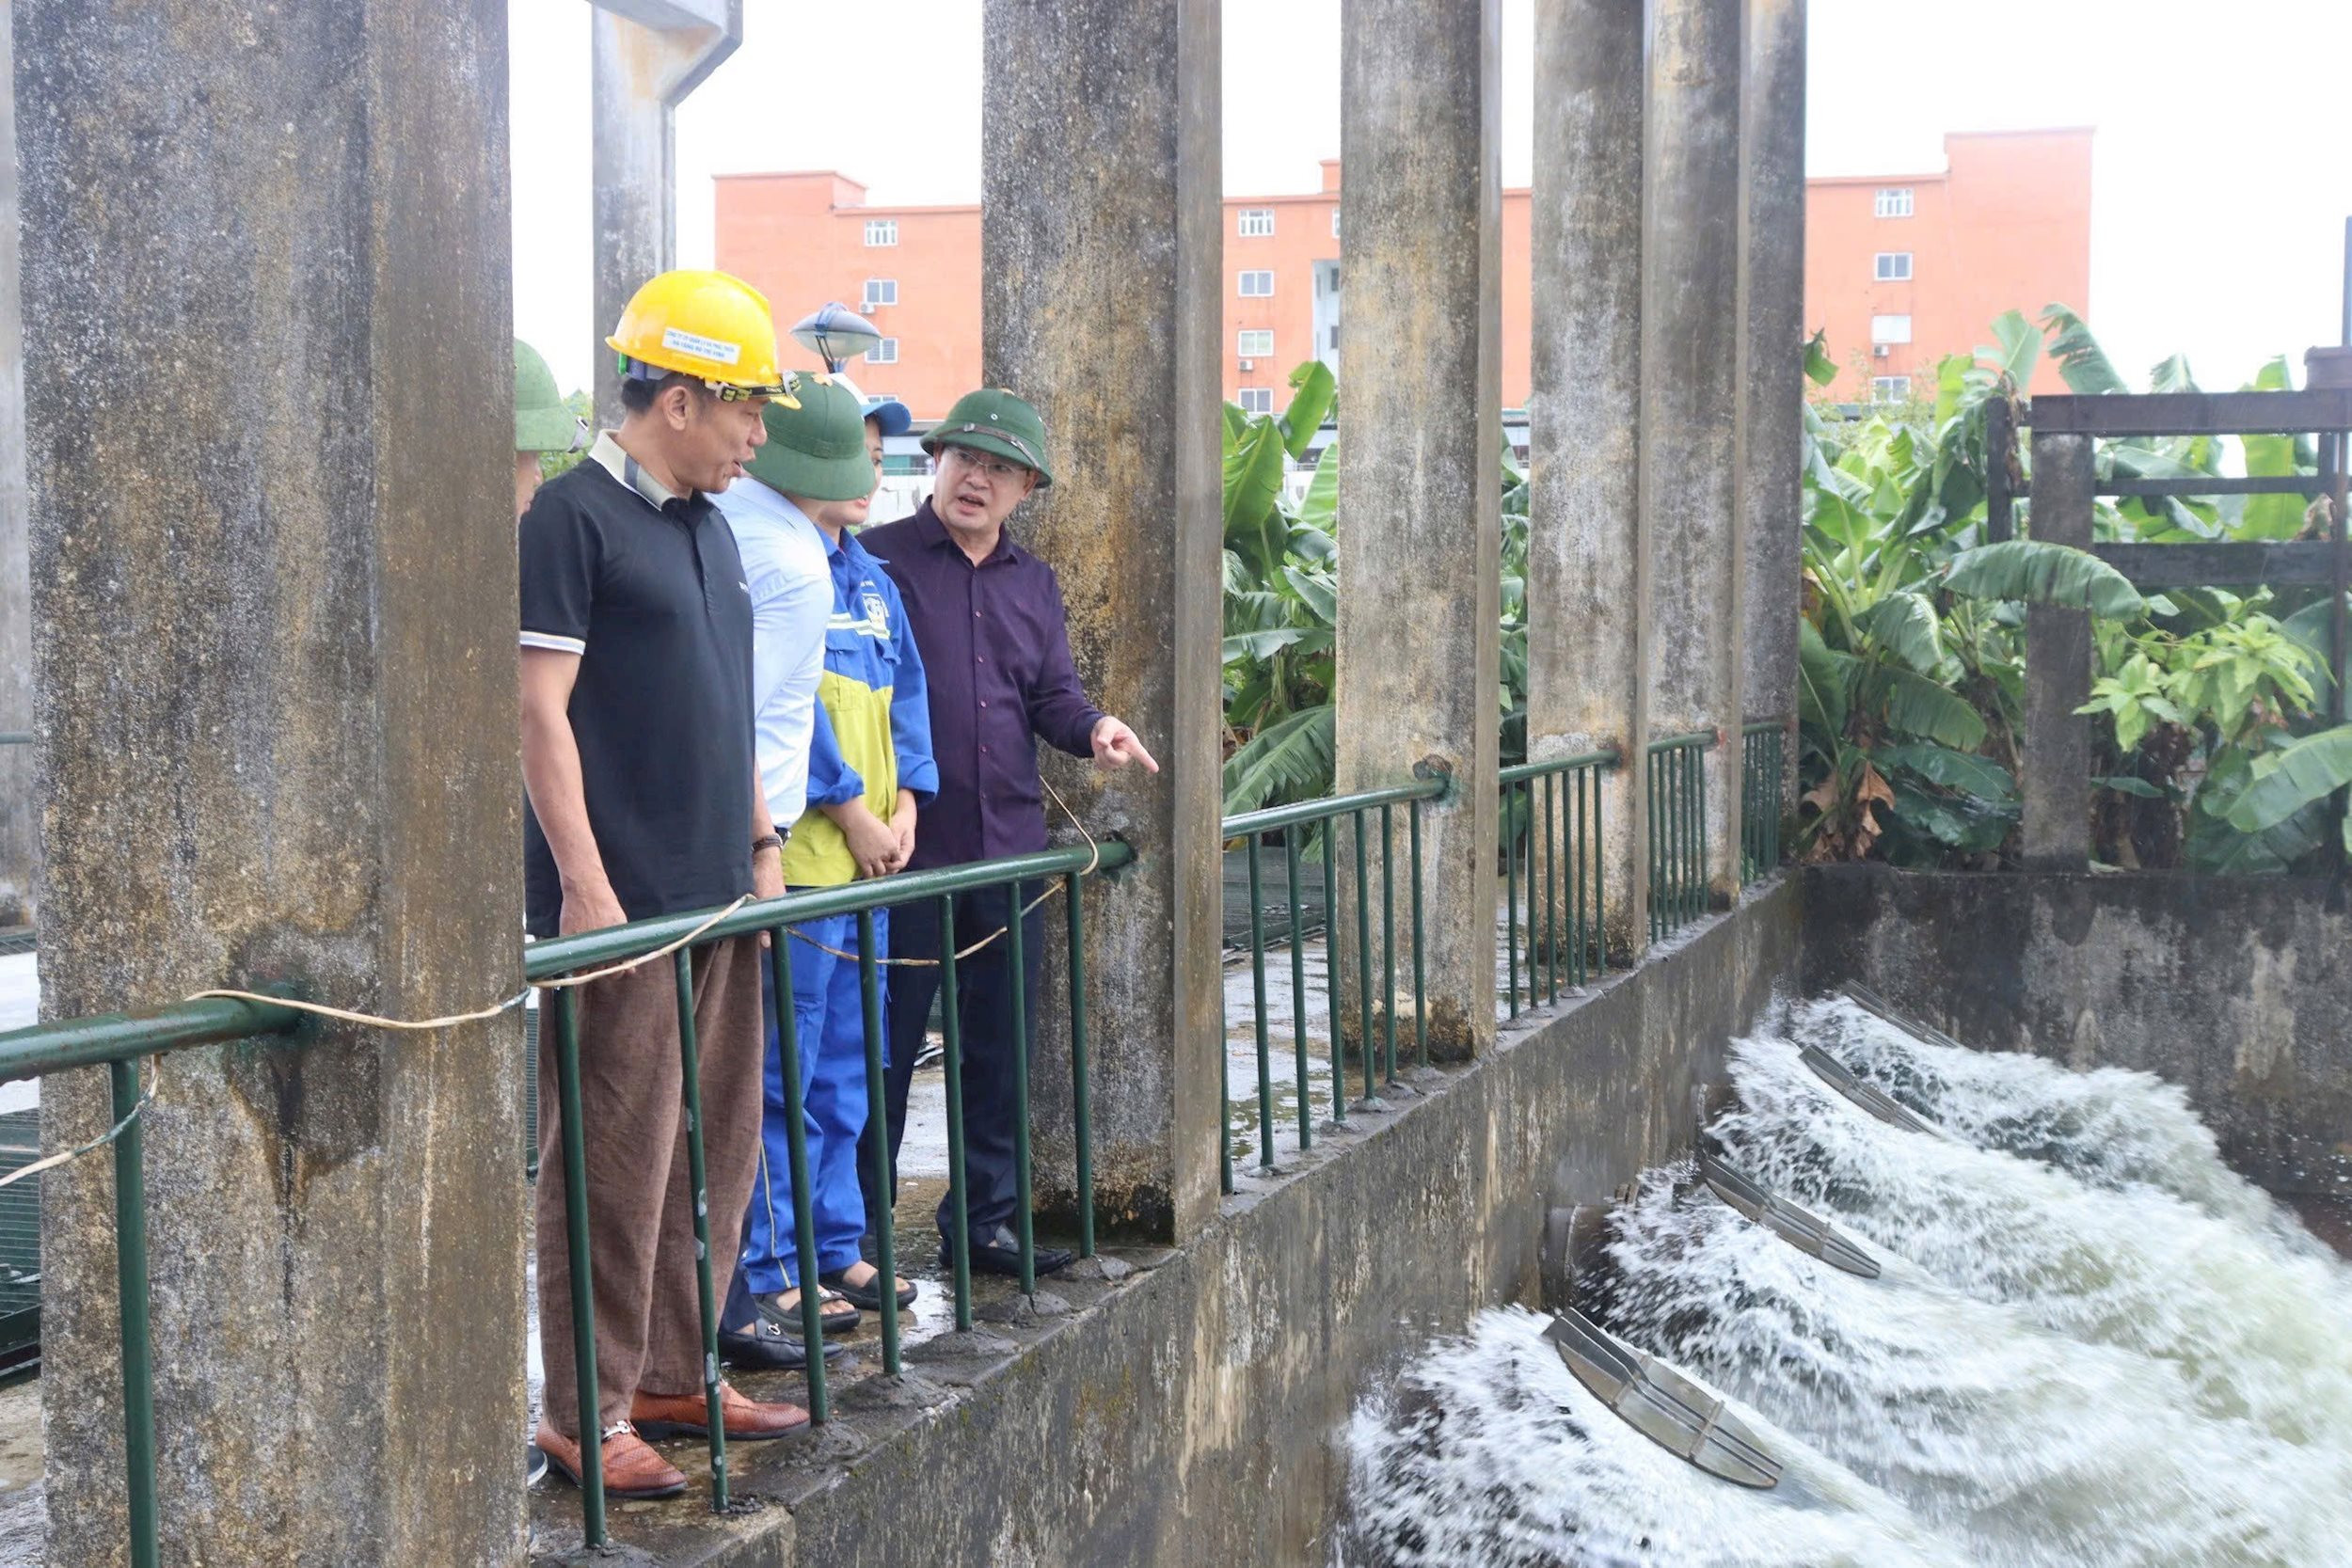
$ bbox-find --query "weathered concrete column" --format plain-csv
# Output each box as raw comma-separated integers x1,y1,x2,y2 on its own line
24,4,526,1562
1529,0,1649,964
1641,0,1747,905
1736,0,1807,814
983,0,1224,1240
1335,0,1502,1057
591,0,741,427
0,2,32,928
2023,432,2095,869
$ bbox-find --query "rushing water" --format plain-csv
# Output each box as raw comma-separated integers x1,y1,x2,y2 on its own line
1346,997,2352,1567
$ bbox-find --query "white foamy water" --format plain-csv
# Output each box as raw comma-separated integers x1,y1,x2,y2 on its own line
1347,997,2352,1566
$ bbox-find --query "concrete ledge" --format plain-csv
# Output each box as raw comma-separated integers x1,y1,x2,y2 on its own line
1803,863,2352,1196
531,876,1802,1565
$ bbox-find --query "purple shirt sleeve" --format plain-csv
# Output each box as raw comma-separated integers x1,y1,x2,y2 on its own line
1028,573,1106,759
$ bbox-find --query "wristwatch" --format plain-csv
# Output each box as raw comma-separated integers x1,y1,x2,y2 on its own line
752,832,786,857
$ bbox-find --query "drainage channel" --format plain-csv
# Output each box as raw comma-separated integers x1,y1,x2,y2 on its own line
1351,990,2352,1568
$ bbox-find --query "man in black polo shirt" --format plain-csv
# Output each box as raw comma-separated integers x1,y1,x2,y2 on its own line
521,270,811,1499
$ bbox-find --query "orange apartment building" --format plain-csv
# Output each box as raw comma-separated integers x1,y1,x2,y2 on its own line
713,129,2090,421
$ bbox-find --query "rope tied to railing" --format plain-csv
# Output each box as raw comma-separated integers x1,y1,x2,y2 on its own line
0,777,1108,1186
0,1055,156,1188
783,773,1102,966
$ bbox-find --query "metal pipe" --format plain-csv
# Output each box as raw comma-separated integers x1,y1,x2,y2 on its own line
1283,833,1311,1150
0,994,303,1083
553,988,606,1541
765,929,828,1418
670,949,728,1507
1353,811,1375,1101
1408,800,1427,1070
1325,825,1346,1124
1379,803,1396,1083
855,913,900,1371
528,842,1130,979
1065,871,1096,1255
1248,837,1274,1168
1008,887,1035,1294
938,897,974,1327
112,1057,158,1568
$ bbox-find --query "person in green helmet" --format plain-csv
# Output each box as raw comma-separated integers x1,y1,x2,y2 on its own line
513,338,586,519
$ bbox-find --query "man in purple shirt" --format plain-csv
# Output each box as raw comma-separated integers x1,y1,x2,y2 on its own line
858,388,1155,1276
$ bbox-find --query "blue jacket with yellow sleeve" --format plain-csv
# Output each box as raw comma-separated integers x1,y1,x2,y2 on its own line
785,527,937,888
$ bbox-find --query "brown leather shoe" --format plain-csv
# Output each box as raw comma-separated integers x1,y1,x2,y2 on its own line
532,1420,687,1499
631,1381,811,1442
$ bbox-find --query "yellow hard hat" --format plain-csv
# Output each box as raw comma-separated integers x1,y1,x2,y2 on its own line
606,269,789,401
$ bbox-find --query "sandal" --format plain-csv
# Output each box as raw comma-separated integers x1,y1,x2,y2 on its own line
762,1285,861,1338
820,1264,918,1312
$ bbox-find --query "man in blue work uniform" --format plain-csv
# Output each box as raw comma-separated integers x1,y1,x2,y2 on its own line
731,376,934,1331
858,388,1155,1278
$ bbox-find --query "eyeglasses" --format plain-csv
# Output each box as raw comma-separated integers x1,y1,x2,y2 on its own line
944,449,1027,483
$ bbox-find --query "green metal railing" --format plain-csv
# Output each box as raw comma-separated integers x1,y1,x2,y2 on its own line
1217,781,1442,1185
523,841,1127,1543
1740,722,1787,879
1499,752,1618,1018
1646,733,1716,942
0,992,308,1568
0,837,1129,1562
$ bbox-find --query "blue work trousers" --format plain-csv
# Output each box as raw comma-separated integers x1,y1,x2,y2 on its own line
738,907,887,1293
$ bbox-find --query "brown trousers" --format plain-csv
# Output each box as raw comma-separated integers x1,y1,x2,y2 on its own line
536,934,766,1435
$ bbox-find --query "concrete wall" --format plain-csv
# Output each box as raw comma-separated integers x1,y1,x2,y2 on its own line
1804,865,2352,1197
756,880,1800,1568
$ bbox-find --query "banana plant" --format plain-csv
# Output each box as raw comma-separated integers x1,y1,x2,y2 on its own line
1222,361,1531,820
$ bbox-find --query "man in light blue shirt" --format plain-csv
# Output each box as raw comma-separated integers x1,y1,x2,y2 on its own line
720,448,832,834
710,392,834,1370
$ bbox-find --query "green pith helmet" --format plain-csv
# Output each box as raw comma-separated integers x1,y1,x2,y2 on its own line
513,339,580,453
745,374,876,501
921,387,1053,487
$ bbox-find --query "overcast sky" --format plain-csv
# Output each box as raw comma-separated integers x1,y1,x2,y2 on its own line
512,0,2352,397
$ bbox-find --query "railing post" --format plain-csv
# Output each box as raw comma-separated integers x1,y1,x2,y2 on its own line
23,2,527,1560
983,0,1224,1242
1737,0,1807,819
2024,431,2097,870
1335,0,1502,1060
1642,0,1748,909
1531,0,1650,966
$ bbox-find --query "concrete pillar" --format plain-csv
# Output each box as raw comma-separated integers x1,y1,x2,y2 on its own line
23,4,526,1562
0,2,32,928
982,0,1224,1240
1335,0,1502,1057
1528,0,1649,964
2023,432,2095,869
590,0,741,428
1641,0,1747,906
1736,0,1806,809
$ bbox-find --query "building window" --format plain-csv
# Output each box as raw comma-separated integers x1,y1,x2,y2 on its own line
869,337,898,364
1237,329,1274,358
1238,208,1275,238
1332,206,1342,238
1237,388,1273,415
1238,270,1275,297
863,277,898,308
1874,187,1914,219
1871,376,1912,404
864,218,898,246
1873,252,1913,281
1869,313,1913,344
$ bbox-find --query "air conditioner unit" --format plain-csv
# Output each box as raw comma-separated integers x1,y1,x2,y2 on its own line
859,301,876,315
1872,343,1890,357
1239,357,1254,371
